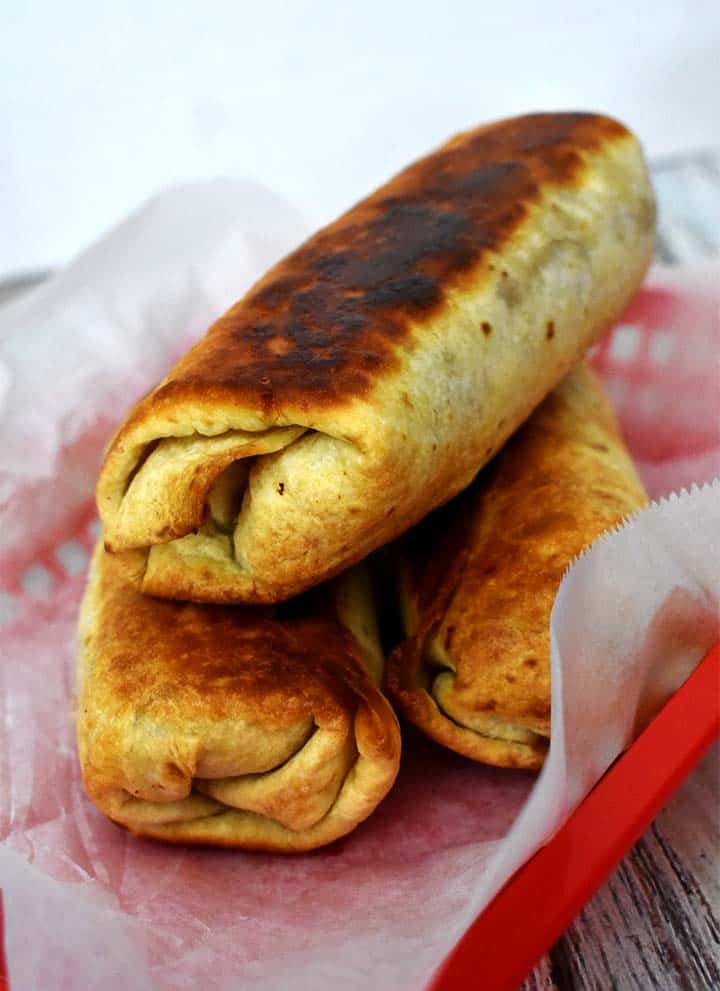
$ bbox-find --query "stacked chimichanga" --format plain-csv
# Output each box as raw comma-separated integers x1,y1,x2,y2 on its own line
78,112,656,847
77,548,400,851
386,365,648,769
96,112,654,604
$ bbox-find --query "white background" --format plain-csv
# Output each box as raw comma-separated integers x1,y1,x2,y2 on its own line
2,0,718,274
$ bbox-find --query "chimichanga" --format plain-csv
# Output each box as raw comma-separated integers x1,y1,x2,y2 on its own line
97,112,654,604
386,365,648,770
77,547,400,851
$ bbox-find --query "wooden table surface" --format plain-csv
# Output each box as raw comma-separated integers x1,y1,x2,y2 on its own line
523,150,720,991
523,743,719,991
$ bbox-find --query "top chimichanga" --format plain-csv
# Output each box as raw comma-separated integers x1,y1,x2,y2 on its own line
97,112,655,603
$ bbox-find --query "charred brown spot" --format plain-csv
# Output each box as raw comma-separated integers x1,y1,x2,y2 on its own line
479,700,497,712
591,442,609,452
505,674,517,684
481,321,492,336
524,657,539,669
546,320,555,339
277,482,285,495
444,625,456,650
154,113,628,408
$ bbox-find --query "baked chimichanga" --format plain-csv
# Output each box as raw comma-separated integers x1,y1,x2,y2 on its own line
386,365,648,770
77,547,400,851
97,112,654,604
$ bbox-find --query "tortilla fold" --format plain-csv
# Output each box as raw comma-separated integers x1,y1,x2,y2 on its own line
77,548,400,851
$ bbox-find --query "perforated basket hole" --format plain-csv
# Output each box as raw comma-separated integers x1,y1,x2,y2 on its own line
20,564,55,600
636,386,662,419
56,540,90,576
609,324,642,363
648,330,675,366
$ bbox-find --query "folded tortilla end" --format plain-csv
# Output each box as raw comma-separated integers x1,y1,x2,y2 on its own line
77,545,400,851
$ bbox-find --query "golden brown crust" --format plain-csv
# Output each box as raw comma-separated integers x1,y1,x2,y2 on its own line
77,548,400,851
122,114,630,413
386,365,648,769
97,112,655,603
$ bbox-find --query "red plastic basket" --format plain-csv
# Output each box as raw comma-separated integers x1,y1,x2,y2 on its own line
429,641,720,991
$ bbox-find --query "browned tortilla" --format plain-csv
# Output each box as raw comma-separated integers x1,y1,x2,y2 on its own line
386,365,648,770
96,113,654,604
77,548,400,851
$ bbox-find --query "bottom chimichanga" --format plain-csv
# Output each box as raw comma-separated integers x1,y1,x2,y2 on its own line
77,365,647,849
77,548,401,852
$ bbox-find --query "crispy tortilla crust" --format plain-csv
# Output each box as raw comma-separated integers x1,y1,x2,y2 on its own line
386,366,648,770
98,113,655,603
117,115,634,408
77,547,400,851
